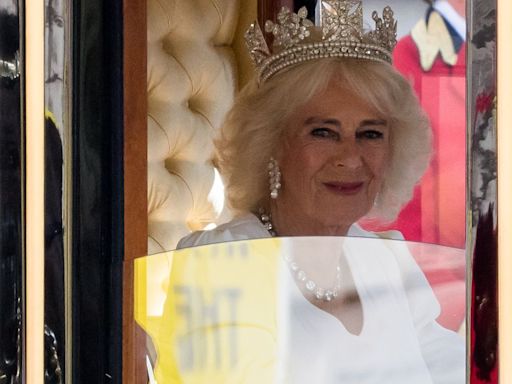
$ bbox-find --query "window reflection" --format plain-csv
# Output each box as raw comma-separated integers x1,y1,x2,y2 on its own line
142,1,472,383
0,3,22,382
44,0,67,380
136,237,465,383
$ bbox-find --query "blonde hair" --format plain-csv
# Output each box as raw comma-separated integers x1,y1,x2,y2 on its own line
215,58,431,222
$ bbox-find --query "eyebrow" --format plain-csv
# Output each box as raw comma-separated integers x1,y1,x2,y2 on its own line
361,119,388,127
304,117,341,127
304,117,388,127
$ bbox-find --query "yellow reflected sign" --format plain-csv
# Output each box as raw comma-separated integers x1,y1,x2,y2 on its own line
135,239,283,383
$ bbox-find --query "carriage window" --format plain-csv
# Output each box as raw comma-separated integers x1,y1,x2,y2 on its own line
138,0,483,382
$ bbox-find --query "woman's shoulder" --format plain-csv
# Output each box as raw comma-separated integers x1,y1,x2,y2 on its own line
176,213,271,249
350,224,441,323
348,224,425,287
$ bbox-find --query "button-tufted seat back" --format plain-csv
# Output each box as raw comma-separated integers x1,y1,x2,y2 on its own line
147,0,255,253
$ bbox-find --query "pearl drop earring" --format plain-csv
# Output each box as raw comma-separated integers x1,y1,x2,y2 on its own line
268,157,281,199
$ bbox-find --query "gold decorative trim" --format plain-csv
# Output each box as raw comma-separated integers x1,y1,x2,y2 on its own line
497,0,512,382
26,0,45,381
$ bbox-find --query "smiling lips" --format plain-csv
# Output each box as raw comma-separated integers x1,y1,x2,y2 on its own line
323,181,365,195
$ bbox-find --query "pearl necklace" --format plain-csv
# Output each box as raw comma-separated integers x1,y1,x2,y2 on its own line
258,210,342,302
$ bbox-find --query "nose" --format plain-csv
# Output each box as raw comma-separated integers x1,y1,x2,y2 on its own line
334,142,363,169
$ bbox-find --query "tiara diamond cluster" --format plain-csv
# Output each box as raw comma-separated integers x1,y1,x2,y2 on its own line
245,0,397,83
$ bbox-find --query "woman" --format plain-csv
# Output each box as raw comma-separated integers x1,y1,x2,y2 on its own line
178,57,430,245
172,2,464,382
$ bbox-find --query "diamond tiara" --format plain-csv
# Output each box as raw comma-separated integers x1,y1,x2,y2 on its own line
245,0,397,83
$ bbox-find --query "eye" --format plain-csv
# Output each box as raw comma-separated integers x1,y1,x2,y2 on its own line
310,127,340,140
356,129,385,140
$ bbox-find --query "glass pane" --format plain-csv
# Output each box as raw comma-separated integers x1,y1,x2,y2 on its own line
468,0,498,381
135,237,466,383
70,0,124,381
143,0,483,382
44,0,70,380
0,1,23,382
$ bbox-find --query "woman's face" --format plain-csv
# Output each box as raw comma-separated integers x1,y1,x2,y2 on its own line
274,81,391,234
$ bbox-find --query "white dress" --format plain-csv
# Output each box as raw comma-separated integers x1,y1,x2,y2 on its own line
176,214,465,384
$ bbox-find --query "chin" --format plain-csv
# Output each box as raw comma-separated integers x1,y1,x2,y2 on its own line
316,213,362,230
319,205,370,224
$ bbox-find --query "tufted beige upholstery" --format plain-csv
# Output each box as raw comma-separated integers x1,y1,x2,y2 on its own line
147,0,255,253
